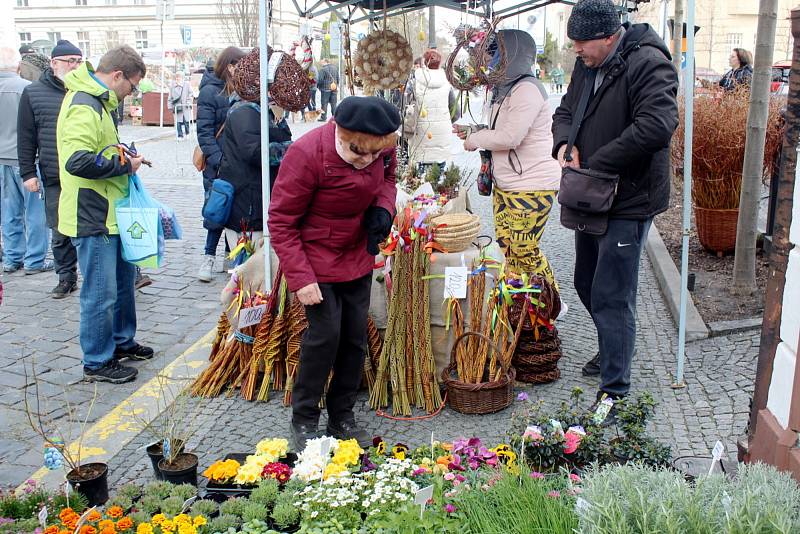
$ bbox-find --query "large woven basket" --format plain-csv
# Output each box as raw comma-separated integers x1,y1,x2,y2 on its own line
694,206,738,255
517,366,560,384
513,346,562,370
432,213,481,253
442,332,515,415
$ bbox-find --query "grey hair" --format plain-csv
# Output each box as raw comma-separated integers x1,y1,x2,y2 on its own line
0,47,21,72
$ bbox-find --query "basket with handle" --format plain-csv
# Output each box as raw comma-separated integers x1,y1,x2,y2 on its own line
442,331,515,415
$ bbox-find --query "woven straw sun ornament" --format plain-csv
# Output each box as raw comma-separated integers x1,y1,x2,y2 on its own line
353,30,413,93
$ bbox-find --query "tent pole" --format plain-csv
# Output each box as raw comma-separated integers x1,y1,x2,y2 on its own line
260,0,273,293
674,0,693,388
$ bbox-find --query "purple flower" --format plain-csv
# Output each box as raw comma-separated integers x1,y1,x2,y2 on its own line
412,467,429,476
530,471,545,479
517,392,529,402
444,504,457,514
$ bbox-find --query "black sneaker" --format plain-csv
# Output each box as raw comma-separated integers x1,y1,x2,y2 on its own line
51,279,77,299
582,352,601,377
291,422,323,452
326,418,372,448
113,343,154,361
84,359,138,384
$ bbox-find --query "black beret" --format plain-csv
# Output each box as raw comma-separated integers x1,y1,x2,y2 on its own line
334,96,401,136
567,0,621,41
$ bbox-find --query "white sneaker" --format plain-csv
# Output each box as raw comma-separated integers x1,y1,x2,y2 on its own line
197,255,214,282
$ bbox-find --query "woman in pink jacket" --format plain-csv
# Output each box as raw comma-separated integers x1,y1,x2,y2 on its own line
455,30,561,287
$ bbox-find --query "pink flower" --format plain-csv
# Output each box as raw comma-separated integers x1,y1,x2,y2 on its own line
455,474,466,482
412,467,429,476
530,471,545,479
517,392,529,402
569,473,582,484
444,472,455,481
444,504,457,514
547,490,561,499
563,433,582,454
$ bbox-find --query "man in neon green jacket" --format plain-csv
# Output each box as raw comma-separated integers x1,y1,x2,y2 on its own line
57,45,151,384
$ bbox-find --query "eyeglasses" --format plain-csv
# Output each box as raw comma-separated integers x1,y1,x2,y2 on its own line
54,57,83,66
124,75,139,93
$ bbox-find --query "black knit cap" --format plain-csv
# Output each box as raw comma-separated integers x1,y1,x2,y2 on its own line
51,39,82,58
334,96,401,136
567,0,622,41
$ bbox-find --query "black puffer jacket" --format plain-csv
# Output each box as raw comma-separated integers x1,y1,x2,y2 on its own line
552,23,679,219
218,102,292,232
17,68,67,187
196,66,230,188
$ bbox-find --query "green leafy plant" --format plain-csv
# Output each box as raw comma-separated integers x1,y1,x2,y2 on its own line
139,494,164,515
249,479,279,508
49,491,88,516
424,163,442,185
130,510,152,526
143,480,174,500
241,502,270,523
367,502,461,533
219,497,249,518
189,499,219,518
610,392,672,468
270,502,299,530
207,514,240,534
168,483,196,501
117,483,142,501
161,496,185,516
105,494,134,512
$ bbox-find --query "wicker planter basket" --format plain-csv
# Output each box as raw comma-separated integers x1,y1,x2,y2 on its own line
517,366,560,384
694,206,739,255
442,332,515,415
513,346,562,369
508,279,562,328
515,329,560,353
432,213,481,253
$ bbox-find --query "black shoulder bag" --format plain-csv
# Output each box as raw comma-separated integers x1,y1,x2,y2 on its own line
557,69,620,236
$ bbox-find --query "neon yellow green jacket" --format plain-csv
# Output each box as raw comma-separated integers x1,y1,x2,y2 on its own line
57,62,130,237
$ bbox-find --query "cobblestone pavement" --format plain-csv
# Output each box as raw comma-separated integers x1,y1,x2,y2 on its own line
103,109,759,489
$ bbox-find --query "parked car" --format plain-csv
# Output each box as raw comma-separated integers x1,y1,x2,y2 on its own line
771,60,791,95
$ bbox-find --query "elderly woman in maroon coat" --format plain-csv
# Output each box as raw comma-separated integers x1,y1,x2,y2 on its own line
268,96,399,450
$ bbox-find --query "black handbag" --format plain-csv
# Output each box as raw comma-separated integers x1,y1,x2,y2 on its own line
558,69,619,235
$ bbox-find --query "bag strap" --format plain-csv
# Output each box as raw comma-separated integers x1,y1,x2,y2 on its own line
215,123,225,139
564,68,598,163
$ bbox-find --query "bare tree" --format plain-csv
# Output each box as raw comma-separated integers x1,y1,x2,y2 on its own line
217,0,260,48
733,0,779,291
671,0,684,78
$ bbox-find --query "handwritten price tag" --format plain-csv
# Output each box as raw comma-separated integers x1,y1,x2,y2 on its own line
444,266,468,299
238,304,266,329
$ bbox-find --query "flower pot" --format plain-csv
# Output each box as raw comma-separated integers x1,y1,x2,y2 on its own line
694,206,739,255
66,463,109,506
159,453,199,486
146,441,185,480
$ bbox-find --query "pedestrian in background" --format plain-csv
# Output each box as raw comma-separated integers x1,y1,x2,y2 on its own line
719,48,753,92
456,30,560,285
196,46,246,282
168,71,193,141
550,63,565,93
305,64,318,118
57,45,152,384
0,47,50,275
552,0,678,414
17,40,84,298
317,58,339,121
18,53,49,82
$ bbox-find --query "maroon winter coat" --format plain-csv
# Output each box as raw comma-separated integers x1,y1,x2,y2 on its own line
268,121,397,292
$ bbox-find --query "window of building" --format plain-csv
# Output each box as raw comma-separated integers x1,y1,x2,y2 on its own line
47,32,62,43
17,0,29,7
135,30,148,49
726,33,743,48
105,0,118,4
19,32,31,45
75,0,87,5
106,30,119,44
77,31,90,57
133,0,147,4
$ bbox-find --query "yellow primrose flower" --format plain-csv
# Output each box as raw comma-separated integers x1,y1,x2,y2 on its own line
173,515,191,526
323,462,347,480
203,459,240,483
136,524,153,534
243,455,270,472
192,517,207,528
234,462,262,485
255,438,289,461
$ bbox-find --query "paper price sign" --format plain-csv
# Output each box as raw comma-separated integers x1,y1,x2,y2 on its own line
38,507,48,528
238,304,266,329
708,440,725,475
444,266,468,299
414,485,434,519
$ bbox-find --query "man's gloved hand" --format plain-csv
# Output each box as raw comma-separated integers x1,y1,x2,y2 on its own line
364,206,393,256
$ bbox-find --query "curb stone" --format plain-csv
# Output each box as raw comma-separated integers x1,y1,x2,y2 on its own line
708,317,763,337
645,223,710,341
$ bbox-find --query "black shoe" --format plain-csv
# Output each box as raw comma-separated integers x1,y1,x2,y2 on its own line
135,273,153,290
84,359,138,384
114,343,154,361
51,279,78,299
291,422,322,452
326,418,372,448
317,117,326,122
582,352,601,377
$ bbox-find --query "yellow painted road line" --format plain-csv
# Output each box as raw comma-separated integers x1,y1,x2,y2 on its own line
20,327,216,490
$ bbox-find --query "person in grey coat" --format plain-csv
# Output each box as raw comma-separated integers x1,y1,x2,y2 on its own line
168,71,193,140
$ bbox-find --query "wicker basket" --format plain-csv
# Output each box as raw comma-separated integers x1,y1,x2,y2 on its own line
513,346,562,369
515,329,560,353
694,206,738,255
517,366,560,384
432,213,481,253
442,332,515,415
508,279,561,328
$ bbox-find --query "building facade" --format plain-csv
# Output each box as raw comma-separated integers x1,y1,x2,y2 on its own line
13,0,310,58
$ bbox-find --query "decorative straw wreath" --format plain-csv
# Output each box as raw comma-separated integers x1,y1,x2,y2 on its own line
445,18,508,90
353,29,413,93
233,47,311,112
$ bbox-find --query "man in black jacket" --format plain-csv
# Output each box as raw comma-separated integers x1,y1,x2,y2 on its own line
17,40,83,298
552,0,678,409
317,58,339,121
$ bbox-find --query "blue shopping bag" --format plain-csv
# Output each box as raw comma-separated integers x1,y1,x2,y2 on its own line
115,174,164,268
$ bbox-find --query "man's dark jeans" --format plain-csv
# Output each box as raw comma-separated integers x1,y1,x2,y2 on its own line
573,217,653,397
319,90,337,119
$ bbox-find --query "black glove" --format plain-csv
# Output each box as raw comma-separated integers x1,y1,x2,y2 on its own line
364,206,393,256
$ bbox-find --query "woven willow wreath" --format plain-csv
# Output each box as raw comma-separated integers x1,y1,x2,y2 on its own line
353,30,413,93
232,48,310,112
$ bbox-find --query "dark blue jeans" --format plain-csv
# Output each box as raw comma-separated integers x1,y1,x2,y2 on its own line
72,234,137,370
573,218,652,397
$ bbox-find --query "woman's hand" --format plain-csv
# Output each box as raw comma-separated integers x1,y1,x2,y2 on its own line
297,283,323,306
452,124,469,140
